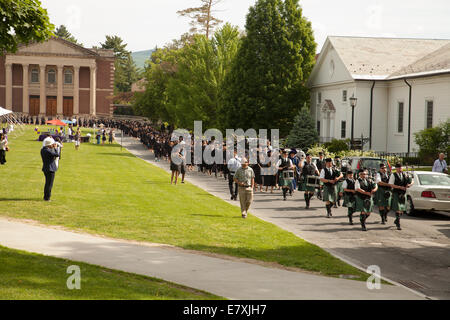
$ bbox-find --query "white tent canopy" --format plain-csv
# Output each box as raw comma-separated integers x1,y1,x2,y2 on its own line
0,107,13,117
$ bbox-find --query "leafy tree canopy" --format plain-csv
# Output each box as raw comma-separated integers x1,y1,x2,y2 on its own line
0,0,54,54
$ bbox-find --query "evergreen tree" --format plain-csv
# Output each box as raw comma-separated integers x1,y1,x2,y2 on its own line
55,25,82,45
286,104,318,150
100,35,138,93
222,0,316,136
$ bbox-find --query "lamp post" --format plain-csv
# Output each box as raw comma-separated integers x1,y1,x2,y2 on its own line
349,95,358,149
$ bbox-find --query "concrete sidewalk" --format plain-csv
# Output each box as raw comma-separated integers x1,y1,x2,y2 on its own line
0,217,423,300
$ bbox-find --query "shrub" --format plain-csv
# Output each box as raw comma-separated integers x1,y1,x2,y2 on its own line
324,139,350,154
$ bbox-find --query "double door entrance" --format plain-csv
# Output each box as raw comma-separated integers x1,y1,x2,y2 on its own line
28,96,73,117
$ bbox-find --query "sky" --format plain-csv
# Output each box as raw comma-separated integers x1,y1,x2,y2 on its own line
40,0,450,53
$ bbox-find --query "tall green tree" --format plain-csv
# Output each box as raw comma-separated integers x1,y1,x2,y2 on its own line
134,25,240,129
0,0,54,53
286,104,318,149
55,25,82,45
166,23,240,129
100,35,138,93
222,0,316,136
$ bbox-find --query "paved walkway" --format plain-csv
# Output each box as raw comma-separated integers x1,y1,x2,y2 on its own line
119,135,450,299
0,217,422,300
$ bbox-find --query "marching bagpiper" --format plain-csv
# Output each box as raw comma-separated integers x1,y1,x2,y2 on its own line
375,163,392,225
277,150,295,201
333,156,344,208
299,153,320,209
319,158,343,218
342,170,357,225
355,168,378,231
389,163,414,230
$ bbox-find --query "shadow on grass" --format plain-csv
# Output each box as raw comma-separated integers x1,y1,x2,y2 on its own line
98,153,135,158
0,198,43,202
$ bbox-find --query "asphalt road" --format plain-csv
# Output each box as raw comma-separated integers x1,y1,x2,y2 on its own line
122,136,450,300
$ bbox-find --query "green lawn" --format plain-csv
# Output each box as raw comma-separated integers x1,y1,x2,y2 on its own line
0,245,223,300
0,125,368,281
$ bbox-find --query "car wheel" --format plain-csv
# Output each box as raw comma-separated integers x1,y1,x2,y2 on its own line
406,196,416,216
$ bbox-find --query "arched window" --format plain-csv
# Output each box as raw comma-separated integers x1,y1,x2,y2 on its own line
64,69,73,84
47,68,56,84
31,68,39,83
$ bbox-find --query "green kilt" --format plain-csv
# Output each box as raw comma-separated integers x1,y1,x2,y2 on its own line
356,195,374,213
300,180,316,192
336,180,344,194
298,177,306,191
376,187,392,208
278,173,292,187
391,192,407,212
343,193,356,209
322,184,337,203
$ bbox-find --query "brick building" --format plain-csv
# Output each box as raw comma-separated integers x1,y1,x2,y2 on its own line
0,37,115,118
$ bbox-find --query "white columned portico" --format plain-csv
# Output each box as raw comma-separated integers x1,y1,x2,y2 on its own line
22,64,29,113
39,64,46,115
89,65,97,116
74,66,80,115
5,63,12,110
57,64,64,115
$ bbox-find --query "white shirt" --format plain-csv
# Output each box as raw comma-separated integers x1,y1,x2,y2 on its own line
277,158,293,168
342,180,349,190
319,167,333,179
389,172,403,185
0,138,7,151
432,159,447,173
375,173,382,184
227,157,242,174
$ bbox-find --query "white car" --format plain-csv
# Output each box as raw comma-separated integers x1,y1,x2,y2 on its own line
406,171,450,215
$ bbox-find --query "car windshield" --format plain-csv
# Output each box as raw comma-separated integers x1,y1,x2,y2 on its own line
361,159,388,170
418,174,450,186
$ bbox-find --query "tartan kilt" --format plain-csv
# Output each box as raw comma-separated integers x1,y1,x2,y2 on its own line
298,177,306,191
279,176,291,187
300,180,316,192
391,192,407,212
323,184,337,202
343,193,356,209
336,181,344,194
376,187,392,208
356,195,374,213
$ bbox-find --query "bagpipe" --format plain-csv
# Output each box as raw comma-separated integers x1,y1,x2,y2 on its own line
397,164,414,204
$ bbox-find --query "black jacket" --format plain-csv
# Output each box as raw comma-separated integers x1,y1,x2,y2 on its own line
41,147,59,173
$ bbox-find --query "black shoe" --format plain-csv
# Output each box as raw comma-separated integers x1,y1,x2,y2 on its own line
381,219,386,225
362,225,367,231
283,197,287,201
231,196,234,200
349,220,354,225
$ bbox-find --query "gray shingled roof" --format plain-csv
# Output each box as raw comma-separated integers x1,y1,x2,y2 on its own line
328,36,450,80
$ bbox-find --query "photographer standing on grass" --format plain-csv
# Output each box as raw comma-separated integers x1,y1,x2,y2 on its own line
41,138,60,202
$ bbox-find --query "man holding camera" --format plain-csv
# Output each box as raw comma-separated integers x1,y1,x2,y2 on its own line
432,153,448,174
41,138,60,202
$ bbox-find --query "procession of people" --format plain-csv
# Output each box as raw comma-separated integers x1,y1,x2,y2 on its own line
1,114,438,231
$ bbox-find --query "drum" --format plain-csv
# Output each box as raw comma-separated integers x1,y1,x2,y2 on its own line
282,170,295,181
306,175,320,188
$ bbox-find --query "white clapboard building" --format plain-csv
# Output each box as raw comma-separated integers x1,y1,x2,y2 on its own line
307,36,450,153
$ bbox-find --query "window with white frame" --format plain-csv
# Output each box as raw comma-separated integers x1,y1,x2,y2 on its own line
342,90,347,102
318,92,322,105
31,68,39,83
47,68,56,84
317,121,321,134
426,100,433,129
64,69,73,84
398,102,404,133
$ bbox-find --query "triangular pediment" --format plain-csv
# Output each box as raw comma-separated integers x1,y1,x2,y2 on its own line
16,37,97,57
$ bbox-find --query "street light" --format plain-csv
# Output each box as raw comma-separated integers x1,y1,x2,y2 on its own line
349,94,358,149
